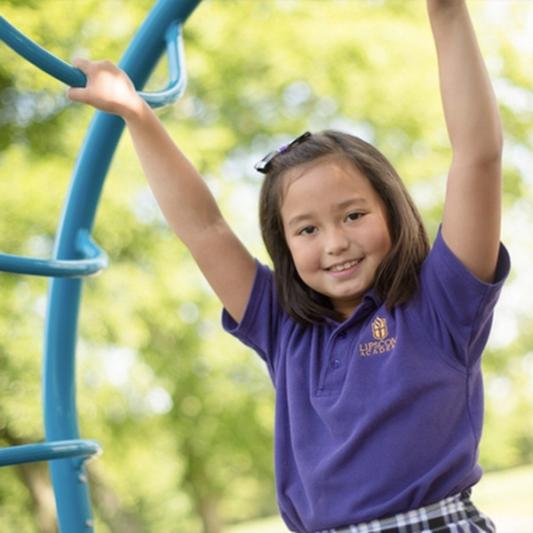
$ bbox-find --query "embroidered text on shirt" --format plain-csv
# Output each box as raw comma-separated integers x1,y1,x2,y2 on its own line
359,316,397,357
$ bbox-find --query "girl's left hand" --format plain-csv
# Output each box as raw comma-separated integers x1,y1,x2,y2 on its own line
67,58,144,121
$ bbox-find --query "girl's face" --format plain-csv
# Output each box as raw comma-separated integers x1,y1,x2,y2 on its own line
280,157,392,319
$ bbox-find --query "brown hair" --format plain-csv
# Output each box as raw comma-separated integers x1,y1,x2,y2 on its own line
259,130,429,325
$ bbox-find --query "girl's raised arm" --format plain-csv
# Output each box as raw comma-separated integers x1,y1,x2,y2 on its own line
427,0,503,282
68,59,256,323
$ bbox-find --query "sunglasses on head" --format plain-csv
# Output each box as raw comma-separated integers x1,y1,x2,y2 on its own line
254,131,311,174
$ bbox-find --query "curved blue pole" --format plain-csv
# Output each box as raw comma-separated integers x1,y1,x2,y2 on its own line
0,15,188,108
0,0,202,531
45,2,202,529
139,23,188,108
0,440,101,467
0,17,86,87
0,231,108,277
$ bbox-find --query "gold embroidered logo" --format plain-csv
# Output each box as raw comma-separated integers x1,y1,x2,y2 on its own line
359,316,397,357
371,317,388,340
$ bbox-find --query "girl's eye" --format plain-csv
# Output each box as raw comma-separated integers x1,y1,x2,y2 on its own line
346,212,363,222
298,225,317,236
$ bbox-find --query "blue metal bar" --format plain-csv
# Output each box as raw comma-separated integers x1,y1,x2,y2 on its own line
0,0,203,531
0,231,108,278
0,17,86,87
0,15,188,108
43,1,202,531
0,440,101,467
138,23,187,107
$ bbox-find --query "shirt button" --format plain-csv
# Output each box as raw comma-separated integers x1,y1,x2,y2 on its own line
330,359,341,369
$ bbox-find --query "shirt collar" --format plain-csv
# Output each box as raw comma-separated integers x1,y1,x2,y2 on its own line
325,288,382,328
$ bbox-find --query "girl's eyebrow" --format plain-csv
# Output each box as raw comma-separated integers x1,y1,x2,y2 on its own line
287,213,314,228
336,197,368,210
287,197,369,227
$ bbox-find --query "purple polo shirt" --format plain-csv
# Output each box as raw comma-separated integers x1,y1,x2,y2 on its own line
222,229,510,533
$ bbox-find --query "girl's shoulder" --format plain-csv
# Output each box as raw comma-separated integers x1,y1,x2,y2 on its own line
420,226,510,294
408,226,510,367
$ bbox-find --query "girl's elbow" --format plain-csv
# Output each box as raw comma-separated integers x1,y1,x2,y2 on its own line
476,147,503,170
455,136,503,169
487,129,504,162
485,121,504,161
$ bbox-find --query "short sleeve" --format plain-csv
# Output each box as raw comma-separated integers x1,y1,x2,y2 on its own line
414,227,510,368
221,260,281,379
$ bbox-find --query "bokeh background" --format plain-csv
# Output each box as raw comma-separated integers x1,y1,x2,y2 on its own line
1,0,532,531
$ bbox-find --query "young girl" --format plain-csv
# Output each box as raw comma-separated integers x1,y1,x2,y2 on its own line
68,1,509,531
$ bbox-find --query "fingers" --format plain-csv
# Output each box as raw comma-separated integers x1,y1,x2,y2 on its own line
65,57,135,115
67,87,87,103
67,57,91,101
67,57,98,101
73,57,117,74
72,57,91,72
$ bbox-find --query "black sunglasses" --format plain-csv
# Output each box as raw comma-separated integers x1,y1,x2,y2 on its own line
254,131,311,174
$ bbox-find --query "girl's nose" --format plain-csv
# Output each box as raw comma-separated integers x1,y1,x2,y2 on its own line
325,227,349,255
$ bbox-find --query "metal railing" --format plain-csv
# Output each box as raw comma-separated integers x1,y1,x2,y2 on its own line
0,1,202,530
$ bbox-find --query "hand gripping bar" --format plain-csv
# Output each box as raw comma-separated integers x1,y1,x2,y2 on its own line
0,16,187,107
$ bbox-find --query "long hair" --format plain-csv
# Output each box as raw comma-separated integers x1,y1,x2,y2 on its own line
259,130,430,325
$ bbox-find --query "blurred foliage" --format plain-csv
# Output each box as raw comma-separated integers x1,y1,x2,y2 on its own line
1,0,532,531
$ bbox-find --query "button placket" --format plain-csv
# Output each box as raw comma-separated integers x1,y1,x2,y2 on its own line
318,331,351,394
330,358,341,369
316,303,379,396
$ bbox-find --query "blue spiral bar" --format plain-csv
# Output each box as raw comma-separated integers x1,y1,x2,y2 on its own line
0,440,101,467
0,231,108,278
44,1,202,531
0,17,87,87
0,1,203,531
138,23,187,107
0,15,188,108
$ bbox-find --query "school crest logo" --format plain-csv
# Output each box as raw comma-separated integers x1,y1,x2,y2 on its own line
371,317,388,340
359,316,397,357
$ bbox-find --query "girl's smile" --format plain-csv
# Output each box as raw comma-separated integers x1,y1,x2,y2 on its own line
281,157,392,319
326,257,363,276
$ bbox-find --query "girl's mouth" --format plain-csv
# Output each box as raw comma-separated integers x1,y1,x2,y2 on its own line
326,258,362,273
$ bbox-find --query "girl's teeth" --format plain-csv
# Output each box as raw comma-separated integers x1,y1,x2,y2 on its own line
331,260,358,272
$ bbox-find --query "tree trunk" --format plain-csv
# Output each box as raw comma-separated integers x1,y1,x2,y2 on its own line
88,465,147,533
182,438,223,533
16,461,58,533
1,427,57,533
197,494,223,533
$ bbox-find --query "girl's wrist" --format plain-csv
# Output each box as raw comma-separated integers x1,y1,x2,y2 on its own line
122,95,148,125
427,0,465,15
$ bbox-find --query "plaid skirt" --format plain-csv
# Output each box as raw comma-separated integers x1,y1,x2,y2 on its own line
316,489,496,533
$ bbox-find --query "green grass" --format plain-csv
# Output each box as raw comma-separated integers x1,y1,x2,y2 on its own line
224,464,533,533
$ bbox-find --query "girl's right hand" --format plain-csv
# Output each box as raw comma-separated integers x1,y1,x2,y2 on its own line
67,58,144,121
